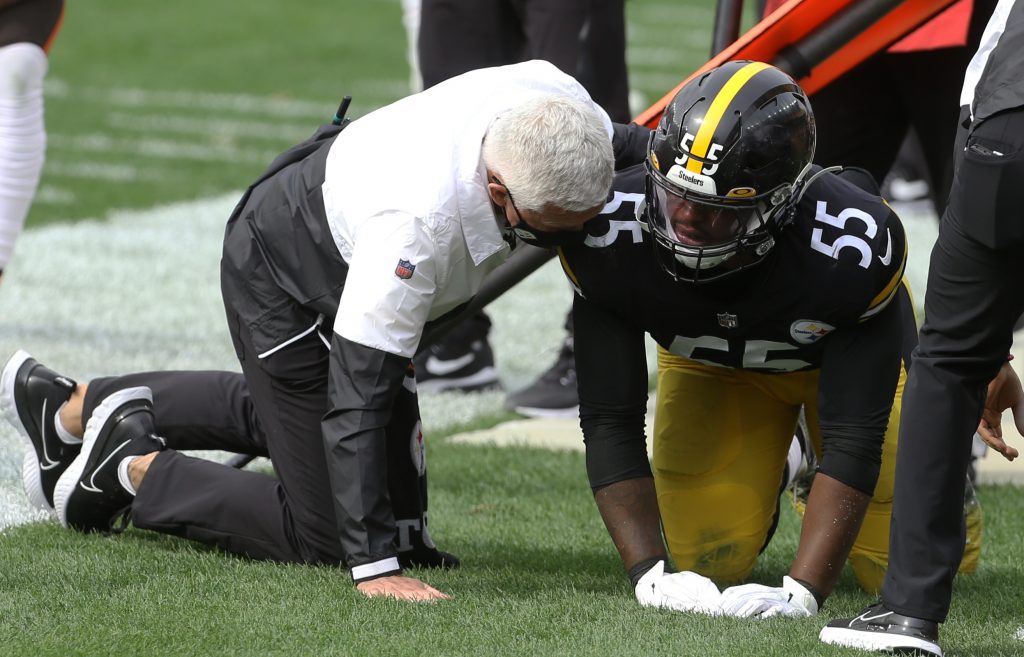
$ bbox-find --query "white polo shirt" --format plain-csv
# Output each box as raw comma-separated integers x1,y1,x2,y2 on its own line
322,60,613,358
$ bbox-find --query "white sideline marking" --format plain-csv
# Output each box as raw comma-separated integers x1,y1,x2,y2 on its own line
49,132,281,165
33,186,76,205
44,161,163,183
106,112,319,143
45,78,404,118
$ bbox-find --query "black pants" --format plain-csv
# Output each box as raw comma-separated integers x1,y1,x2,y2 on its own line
881,106,1024,622
418,0,630,122
0,0,63,49
84,363,432,565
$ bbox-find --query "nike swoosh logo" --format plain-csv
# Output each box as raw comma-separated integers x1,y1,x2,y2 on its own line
39,399,61,470
79,439,131,494
878,228,892,266
424,353,475,376
850,610,893,627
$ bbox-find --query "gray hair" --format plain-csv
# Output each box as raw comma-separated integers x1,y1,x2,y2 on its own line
482,94,614,213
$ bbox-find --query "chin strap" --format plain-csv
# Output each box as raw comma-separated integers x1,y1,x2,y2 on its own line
769,163,842,232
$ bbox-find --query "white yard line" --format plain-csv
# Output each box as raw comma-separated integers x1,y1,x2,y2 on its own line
45,78,401,118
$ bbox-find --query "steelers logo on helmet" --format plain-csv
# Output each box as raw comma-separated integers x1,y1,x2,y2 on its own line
642,60,816,283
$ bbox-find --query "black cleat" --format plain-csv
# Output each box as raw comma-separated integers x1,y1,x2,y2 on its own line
53,387,166,533
504,341,578,418
820,603,942,656
1,350,80,511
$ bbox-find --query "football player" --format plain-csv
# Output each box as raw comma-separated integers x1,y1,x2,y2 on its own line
561,61,980,618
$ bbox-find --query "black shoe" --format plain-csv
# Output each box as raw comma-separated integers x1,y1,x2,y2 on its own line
820,603,942,656
504,341,578,418
414,317,500,393
1,350,80,511
53,387,166,533
398,546,461,570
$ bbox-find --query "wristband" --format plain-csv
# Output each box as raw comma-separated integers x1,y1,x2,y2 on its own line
628,557,668,588
351,556,402,584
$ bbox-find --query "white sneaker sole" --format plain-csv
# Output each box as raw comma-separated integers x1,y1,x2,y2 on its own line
416,367,500,394
52,386,153,528
1,349,53,512
509,404,579,420
820,626,942,656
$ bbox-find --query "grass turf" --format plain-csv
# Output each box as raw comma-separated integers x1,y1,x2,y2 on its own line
2,441,1023,656
5,0,1023,656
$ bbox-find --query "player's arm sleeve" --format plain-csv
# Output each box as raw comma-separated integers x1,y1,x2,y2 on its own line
612,123,653,170
574,292,652,490
817,289,903,495
323,334,410,581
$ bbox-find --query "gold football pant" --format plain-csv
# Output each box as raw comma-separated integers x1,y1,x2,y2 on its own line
653,349,980,593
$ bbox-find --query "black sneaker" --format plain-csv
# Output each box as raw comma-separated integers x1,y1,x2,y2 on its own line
1,350,80,511
414,314,500,393
53,387,166,533
820,603,942,656
504,341,578,418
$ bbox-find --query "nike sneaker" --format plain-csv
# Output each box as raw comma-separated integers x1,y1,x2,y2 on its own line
414,313,500,393
820,603,942,656
504,340,578,418
1,350,80,511
53,386,165,533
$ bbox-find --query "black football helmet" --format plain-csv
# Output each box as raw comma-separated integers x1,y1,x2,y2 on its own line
643,60,816,283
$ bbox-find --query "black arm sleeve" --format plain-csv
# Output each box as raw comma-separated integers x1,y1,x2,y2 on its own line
612,122,653,171
574,292,652,490
817,295,903,494
322,333,410,570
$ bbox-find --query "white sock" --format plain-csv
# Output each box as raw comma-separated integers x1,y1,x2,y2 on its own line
0,43,48,271
117,457,138,496
54,401,82,445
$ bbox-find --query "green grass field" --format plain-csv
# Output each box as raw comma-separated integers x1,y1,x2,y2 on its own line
2,444,1023,657
2,0,1023,655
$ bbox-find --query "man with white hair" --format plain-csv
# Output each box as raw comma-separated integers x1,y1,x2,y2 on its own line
1,60,616,601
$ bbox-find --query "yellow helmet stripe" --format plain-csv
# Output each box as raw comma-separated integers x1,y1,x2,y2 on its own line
686,61,773,174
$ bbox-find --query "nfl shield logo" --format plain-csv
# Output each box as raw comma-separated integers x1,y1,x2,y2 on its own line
717,312,738,329
395,259,416,280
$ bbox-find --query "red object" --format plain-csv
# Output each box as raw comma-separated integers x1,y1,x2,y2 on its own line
633,0,963,129
889,0,971,51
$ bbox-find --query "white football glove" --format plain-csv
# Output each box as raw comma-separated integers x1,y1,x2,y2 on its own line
634,560,724,615
720,576,819,618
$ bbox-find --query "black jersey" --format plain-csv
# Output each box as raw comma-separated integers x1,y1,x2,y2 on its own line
564,164,909,491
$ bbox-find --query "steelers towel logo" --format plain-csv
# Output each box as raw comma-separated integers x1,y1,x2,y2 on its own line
395,259,416,280
790,320,835,344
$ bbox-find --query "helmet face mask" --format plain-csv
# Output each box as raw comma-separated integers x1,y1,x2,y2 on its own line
643,61,815,284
